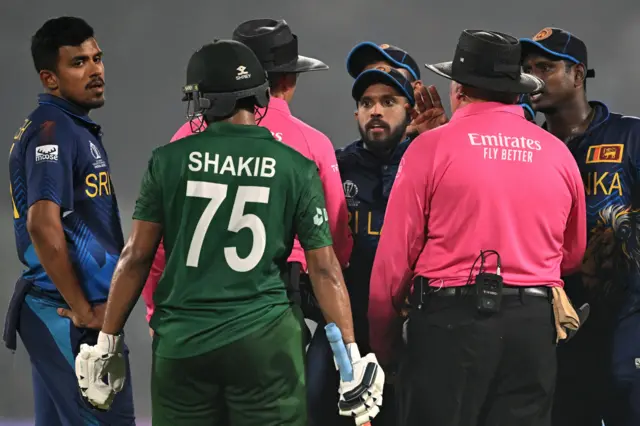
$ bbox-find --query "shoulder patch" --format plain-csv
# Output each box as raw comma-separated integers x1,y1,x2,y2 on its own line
35,144,59,163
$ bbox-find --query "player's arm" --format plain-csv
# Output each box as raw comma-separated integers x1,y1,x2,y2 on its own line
140,125,194,327
101,153,164,335
24,122,94,325
560,158,587,276
368,145,429,364
314,136,353,267
295,162,355,343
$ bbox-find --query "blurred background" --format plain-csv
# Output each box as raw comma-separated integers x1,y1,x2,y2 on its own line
1,0,638,422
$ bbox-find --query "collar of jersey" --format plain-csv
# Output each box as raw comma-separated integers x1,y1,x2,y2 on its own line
261,97,291,116
345,136,411,167
37,94,97,126
541,101,610,135
204,120,273,138
450,101,525,122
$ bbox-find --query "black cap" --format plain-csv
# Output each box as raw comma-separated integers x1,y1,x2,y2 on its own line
425,30,544,94
352,68,415,106
346,42,420,81
520,28,595,78
183,39,269,118
232,18,328,73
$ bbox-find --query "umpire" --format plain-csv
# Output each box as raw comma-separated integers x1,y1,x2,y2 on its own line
368,30,588,426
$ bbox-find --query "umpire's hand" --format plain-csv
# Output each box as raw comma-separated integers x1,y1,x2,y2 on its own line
337,343,385,425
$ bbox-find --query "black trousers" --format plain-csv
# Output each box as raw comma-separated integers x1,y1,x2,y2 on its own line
552,308,640,426
397,288,557,426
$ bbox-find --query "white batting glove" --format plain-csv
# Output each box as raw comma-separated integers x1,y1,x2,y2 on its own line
336,343,385,425
75,331,126,410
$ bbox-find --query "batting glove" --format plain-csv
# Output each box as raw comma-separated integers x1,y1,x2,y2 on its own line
337,343,385,425
75,331,126,410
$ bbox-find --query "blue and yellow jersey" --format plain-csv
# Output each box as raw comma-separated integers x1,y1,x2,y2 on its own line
9,94,124,303
335,137,411,348
559,101,640,319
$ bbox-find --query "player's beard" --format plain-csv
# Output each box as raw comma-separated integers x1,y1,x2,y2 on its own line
60,80,106,112
359,120,408,157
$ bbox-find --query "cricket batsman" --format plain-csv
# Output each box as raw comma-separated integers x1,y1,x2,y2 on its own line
141,19,353,344
73,39,384,426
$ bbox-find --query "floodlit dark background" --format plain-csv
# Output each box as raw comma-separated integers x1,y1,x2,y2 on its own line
1,0,638,422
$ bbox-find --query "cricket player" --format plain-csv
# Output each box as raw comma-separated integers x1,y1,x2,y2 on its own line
521,27,640,426
74,39,384,426
141,19,352,339
3,17,135,425
306,42,448,426
345,41,448,136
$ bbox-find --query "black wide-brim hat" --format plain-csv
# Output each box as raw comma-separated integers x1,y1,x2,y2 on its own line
233,18,328,73
425,30,544,94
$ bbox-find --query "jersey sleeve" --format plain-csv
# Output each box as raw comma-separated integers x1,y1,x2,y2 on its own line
24,120,76,211
294,161,333,251
313,135,353,267
368,140,430,363
142,240,165,323
133,150,163,224
142,127,189,323
560,158,587,275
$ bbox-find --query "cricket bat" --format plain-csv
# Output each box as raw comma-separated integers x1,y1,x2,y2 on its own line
325,322,372,426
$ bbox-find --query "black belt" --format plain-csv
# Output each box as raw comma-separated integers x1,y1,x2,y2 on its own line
424,286,549,298
410,276,550,305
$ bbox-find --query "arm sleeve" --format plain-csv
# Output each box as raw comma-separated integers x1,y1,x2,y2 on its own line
314,136,353,267
294,161,334,251
368,144,429,363
25,120,75,211
560,159,587,275
132,150,163,224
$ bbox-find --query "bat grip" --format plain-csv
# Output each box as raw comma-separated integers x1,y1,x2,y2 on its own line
324,323,371,426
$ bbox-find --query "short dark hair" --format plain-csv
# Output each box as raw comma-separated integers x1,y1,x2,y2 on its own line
31,16,95,73
462,85,518,104
267,71,299,92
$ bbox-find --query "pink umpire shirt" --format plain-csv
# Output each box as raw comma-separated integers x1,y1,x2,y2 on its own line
368,102,587,362
141,97,353,322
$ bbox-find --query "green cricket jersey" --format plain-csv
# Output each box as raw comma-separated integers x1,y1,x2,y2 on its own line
133,122,333,359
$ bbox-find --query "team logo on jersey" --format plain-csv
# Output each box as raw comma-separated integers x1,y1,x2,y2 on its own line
35,144,58,163
343,180,360,208
343,180,358,198
89,141,101,159
586,144,624,164
532,28,553,41
313,207,329,226
89,141,107,169
236,65,251,80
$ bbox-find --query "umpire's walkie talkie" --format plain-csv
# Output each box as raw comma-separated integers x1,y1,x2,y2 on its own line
475,250,503,314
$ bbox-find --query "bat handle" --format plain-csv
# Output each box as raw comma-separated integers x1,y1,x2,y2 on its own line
325,324,371,426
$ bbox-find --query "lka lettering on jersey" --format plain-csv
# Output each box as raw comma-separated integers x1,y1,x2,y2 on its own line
468,132,542,163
